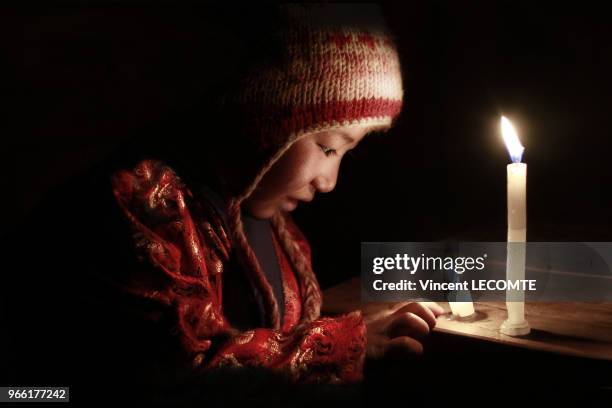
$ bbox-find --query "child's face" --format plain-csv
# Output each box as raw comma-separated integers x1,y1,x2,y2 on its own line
243,125,376,219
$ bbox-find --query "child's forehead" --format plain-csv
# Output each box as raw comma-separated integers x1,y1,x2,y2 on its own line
317,124,387,135
310,124,388,139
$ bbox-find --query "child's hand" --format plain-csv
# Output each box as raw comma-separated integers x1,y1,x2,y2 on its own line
364,302,444,361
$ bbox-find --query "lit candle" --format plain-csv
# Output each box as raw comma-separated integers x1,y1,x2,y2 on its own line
449,301,475,318
447,259,475,319
499,116,531,336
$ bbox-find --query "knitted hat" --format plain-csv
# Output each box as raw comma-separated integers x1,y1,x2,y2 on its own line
216,4,404,329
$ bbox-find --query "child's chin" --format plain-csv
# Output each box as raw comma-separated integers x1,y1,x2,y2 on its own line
280,197,298,212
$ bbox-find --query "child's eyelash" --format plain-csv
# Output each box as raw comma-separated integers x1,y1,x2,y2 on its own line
317,143,337,157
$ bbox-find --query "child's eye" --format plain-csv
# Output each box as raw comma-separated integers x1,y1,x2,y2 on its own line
317,143,337,157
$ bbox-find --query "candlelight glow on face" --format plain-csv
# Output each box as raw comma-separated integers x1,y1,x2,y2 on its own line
500,116,524,163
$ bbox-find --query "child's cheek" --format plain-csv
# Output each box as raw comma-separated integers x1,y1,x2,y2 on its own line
283,171,311,195
290,157,322,192
277,154,311,190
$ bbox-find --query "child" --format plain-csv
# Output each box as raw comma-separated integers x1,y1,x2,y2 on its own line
110,2,443,386
5,3,442,403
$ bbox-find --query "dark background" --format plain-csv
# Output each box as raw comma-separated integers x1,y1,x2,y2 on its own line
6,1,612,290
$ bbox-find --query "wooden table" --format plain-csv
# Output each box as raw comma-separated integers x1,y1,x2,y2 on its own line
323,275,612,399
323,276,612,361
320,276,612,402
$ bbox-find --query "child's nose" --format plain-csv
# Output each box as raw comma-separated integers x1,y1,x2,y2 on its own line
313,166,339,193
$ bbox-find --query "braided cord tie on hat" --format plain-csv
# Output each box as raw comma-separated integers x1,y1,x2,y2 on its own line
270,211,322,324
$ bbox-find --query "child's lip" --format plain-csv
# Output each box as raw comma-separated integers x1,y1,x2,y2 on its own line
290,195,313,203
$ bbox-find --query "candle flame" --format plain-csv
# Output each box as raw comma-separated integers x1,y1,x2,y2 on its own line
501,116,524,163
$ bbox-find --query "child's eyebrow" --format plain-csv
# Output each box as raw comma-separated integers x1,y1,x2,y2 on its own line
336,126,383,144
335,131,356,144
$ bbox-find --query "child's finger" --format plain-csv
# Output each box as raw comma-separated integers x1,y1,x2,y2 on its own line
419,301,445,317
390,302,437,329
364,301,412,324
385,336,424,357
386,312,430,339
